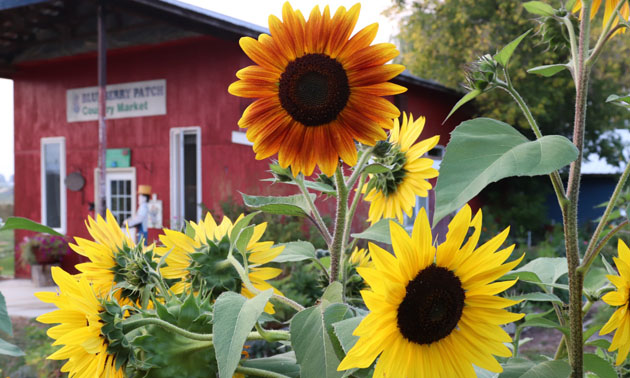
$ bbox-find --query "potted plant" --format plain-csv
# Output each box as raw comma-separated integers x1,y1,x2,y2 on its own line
20,234,70,286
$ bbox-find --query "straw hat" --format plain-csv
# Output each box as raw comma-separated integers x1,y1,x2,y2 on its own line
138,185,152,196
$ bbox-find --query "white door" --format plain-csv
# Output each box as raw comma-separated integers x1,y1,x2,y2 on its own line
105,170,136,226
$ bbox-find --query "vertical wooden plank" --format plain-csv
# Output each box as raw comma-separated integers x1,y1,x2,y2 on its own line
96,2,107,217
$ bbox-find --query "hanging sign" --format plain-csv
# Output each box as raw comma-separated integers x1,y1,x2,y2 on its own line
66,79,166,122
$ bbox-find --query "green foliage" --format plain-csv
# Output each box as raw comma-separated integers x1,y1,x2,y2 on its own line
0,319,63,377
433,118,577,223
241,193,316,217
392,0,630,166
0,216,63,236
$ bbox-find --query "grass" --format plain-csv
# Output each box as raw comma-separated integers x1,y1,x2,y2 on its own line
0,229,15,277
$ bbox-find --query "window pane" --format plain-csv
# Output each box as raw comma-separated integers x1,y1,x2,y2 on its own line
126,197,131,212
183,133,197,222
44,143,61,228
111,180,117,195
126,181,131,195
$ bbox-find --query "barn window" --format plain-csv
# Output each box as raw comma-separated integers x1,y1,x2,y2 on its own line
170,127,201,230
94,167,137,226
41,137,66,233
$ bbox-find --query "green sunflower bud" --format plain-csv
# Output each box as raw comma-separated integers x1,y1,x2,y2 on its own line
112,243,159,304
465,54,499,92
373,140,392,158
536,14,578,51
268,161,294,182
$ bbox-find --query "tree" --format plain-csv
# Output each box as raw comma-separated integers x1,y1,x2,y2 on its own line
389,0,630,166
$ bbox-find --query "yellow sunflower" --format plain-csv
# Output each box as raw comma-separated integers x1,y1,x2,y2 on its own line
364,113,439,225
228,2,406,177
600,239,630,365
337,205,524,377
573,0,629,34
157,212,284,313
349,247,373,268
35,267,124,378
71,210,156,306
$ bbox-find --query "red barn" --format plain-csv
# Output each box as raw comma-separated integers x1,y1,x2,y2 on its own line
0,0,471,278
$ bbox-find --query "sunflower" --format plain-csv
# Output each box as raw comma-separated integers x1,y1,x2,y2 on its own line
228,2,406,177
337,205,524,377
600,239,630,365
71,210,153,304
573,0,629,34
363,113,439,225
35,267,125,378
157,212,284,313
349,247,372,269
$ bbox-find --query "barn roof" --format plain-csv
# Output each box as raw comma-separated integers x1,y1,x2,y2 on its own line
0,0,460,96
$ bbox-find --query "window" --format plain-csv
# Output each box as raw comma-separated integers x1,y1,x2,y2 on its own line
94,168,136,226
41,137,66,233
170,127,201,230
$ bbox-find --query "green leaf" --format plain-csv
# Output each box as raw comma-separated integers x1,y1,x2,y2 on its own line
494,30,531,67
510,292,563,303
241,193,316,217
523,1,556,16
518,360,571,378
583,324,603,343
519,317,569,337
350,219,392,245
0,293,11,336
229,211,260,242
185,221,196,238
602,256,617,275
0,216,62,236
234,225,255,257
583,267,608,293
0,338,24,356
362,164,391,174
444,88,482,123
290,303,348,378
512,257,568,286
606,94,630,104
321,282,343,308
332,316,363,354
586,339,610,349
499,358,536,378
240,352,300,378
262,178,336,195
527,64,568,77
565,0,577,12
273,241,317,263
584,353,617,378
434,118,578,223
213,290,274,378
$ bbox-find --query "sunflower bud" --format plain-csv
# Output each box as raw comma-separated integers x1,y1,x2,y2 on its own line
112,243,158,304
465,54,499,92
269,161,294,182
536,13,578,51
373,140,392,158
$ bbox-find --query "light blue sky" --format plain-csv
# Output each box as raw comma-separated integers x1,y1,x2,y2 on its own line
0,0,398,180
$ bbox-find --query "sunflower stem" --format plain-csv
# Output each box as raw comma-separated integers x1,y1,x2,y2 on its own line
295,175,332,245
346,147,374,189
271,293,305,312
341,172,367,302
122,317,214,341
565,1,592,375
234,366,292,378
330,165,349,284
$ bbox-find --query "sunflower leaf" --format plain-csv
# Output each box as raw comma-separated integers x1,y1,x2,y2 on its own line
0,216,63,236
0,293,11,336
434,118,578,224
0,338,24,357
290,303,350,378
213,290,273,378
523,1,555,16
443,88,482,123
509,292,563,303
350,219,393,245
499,359,570,378
494,30,531,67
240,352,300,378
362,163,392,174
241,193,316,217
229,211,260,242
272,241,317,263
584,353,617,378
527,64,568,77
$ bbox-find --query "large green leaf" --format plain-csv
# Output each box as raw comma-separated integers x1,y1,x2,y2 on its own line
584,353,616,378
290,302,352,378
503,257,568,292
519,360,571,378
523,1,555,16
0,292,11,336
273,241,317,263
0,216,62,236
241,193,316,217
434,118,578,223
0,338,24,356
332,316,363,353
528,64,568,77
509,292,562,304
214,290,273,378
350,219,392,245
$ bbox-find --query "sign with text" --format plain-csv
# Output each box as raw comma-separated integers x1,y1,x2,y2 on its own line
66,79,166,122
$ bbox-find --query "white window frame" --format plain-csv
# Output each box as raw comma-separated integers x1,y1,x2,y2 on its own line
41,137,67,233
170,127,202,229
94,167,137,224
231,131,253,146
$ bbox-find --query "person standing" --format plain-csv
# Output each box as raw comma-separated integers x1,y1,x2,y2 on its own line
125,185,150,244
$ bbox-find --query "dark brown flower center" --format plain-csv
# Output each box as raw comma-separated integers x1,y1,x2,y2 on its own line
278,53,350,126
397,264,465,345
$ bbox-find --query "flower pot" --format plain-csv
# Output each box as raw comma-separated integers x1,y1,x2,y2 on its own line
31,263,59,287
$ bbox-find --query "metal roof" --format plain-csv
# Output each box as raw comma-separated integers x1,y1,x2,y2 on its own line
0,0,462,96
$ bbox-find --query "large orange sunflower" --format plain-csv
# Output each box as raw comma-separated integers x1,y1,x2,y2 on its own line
229,2,406,177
